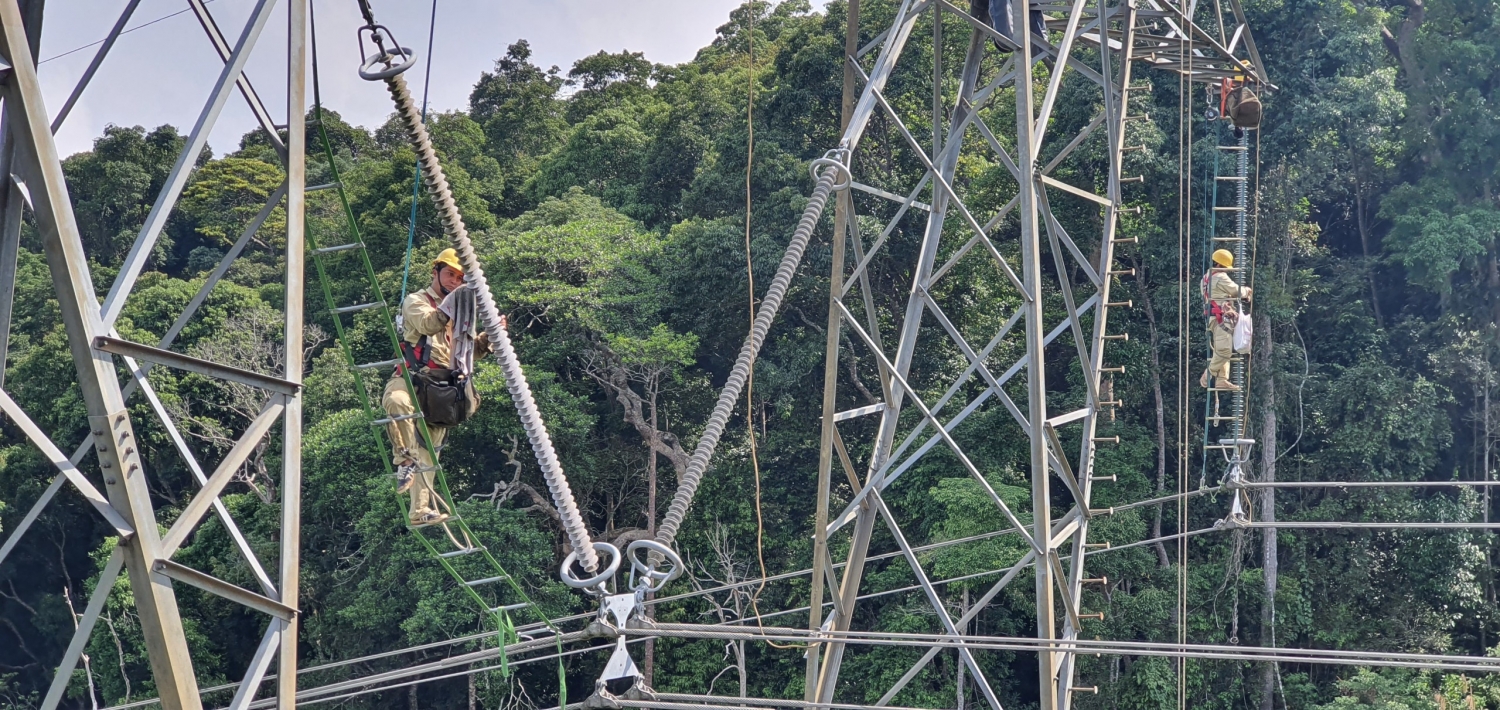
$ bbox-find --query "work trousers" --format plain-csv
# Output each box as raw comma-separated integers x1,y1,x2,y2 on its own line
383,376,448,518
1206,321,1234,385
988,0,1048,44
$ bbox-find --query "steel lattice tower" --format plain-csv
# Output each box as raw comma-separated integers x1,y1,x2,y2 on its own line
798,0,1267,706
0,1,308,708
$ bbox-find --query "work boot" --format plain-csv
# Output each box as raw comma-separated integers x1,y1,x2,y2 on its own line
1215,378,1241,392
410,510,450,527
395,461,417,494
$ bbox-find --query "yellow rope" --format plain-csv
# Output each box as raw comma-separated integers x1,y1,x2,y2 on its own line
739,5,805,650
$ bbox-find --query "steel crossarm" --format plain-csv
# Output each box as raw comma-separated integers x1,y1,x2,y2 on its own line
50,0,141,132
185,0,287,157
825,294,1101,537
7,2,309,705
40,546,126,710
158,396,287,558
0,0,40,394
869,489,1007,710
837,298,1043,557
1037,190,1100,404
802,0,1153,704
852,64,1030,299
1055,1,1138,700
227,620,284,710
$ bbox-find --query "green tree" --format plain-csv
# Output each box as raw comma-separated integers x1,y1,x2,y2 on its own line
177,157,286,250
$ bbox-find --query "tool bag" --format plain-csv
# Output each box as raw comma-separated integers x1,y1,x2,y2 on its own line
1224,83,1262,129
399,287,482,428
410,366,479,427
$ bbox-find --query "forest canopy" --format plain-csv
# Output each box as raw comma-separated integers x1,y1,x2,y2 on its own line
1,0,1499,708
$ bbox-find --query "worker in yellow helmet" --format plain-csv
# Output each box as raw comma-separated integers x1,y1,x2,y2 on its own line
1199,249,1251,391
382,248,495,526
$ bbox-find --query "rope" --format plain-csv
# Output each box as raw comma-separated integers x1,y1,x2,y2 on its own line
1198,123,1220,490
652,165,842,553
1240,128,1261,435
744,0,764,594
397,0,439,305
1175,28,1192,710
381,70,600,575
735,4,802,651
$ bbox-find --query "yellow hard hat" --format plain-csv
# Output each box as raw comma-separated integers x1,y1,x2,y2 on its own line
1212,249,1234,268
432,248,464,274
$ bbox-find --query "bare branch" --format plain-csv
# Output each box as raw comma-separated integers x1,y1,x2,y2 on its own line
581,346,691,478
789,306,878,405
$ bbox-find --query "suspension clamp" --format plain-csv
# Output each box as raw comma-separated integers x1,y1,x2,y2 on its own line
583,592,657,708
1214,481,1252,530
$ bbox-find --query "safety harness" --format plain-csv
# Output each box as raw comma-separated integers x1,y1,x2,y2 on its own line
1201,271,1240,327
397,288,480,427
398,292,442,374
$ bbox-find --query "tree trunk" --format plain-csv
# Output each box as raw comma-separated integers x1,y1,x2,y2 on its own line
1256,311,1278,710
737,640,748,698
1137,256,1172,568
1355,187,1384,328
409,683,419,710
645,385,658,686
1485,338,1494,650
469,671,477,710
957,588,968,710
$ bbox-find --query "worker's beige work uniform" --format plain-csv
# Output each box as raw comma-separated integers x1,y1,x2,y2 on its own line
1204,270,1248,387
384,286,452,520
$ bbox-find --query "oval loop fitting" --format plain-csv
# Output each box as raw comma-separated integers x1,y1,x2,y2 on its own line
809,149,852,191
560,542,622,591
360,46,417,81
626,539,683,593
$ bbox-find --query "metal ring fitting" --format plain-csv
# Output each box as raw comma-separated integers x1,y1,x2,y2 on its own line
560,542,622,590
360,46,418,81
626,539,683,593
809,151,852,191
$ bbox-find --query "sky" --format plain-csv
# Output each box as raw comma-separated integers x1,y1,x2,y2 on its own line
34,0,758,158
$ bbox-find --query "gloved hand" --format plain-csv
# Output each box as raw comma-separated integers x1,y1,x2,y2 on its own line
476,329,492,358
